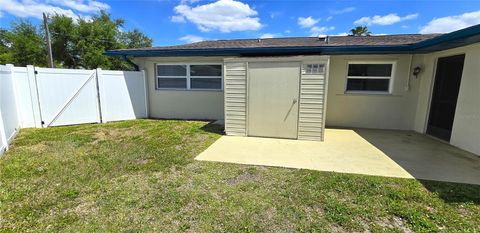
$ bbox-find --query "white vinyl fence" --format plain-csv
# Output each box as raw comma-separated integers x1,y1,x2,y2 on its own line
0,65,20,153
0,64,148,155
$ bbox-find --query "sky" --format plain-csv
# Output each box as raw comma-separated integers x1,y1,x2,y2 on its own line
1,0,480,46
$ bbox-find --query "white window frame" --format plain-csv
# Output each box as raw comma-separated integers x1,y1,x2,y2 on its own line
156,63,223,91
345,61,396,94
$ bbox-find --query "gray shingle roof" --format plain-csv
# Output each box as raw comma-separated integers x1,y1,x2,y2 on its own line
114,34,441,52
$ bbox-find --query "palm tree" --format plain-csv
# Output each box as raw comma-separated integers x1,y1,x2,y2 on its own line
350,26,371,36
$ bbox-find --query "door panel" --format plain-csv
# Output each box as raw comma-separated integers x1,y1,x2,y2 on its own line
35,68,100,127
248,62,300,139
427,54,465,141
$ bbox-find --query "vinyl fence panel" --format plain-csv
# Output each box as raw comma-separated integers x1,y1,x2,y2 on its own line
0,65,20,154
35,68,101,127
12,66,42,128
98,69,147,122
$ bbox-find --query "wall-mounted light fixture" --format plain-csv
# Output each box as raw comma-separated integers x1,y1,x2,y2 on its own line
413,66,422,78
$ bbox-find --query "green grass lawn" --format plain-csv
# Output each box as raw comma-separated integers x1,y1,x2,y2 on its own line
0,120,479,232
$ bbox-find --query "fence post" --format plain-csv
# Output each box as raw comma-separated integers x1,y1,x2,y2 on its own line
142,70,149,118
0,65,11,154
26,65,43,128
6,64,22,131
95,68,104,123
0,106,7,154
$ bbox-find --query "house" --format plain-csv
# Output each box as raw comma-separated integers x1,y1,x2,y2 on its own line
104,24,480,156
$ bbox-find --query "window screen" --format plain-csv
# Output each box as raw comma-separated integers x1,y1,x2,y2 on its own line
156,64,222,90
157,78,187,89
157,65,187,76
348,64,392,77
190,65,222,76
191,78,222,89
346,63,394,93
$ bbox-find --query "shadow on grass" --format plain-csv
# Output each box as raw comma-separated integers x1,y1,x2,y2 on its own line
419,180,480,204
200,121,225,135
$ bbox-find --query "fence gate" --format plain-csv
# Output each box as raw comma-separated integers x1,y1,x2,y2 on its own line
35,68,101,127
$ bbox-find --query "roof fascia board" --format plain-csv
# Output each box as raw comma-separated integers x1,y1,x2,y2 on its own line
103,24,480,57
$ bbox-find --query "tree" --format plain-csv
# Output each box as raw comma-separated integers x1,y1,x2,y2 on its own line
0,29,14,64
48,14,78,68
120,29,153,48
350,26,371,36
3,20,46,66
1,11,152,70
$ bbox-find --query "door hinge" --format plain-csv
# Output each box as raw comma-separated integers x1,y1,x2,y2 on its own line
34,70,38,74
41,121,45,125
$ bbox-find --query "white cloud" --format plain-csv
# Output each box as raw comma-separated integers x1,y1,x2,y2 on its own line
354,13,418,26
47,0,109,13
172,0,261,33
259,33,282,38
326,16,333,21
334,32,348,36
310,26,334,37
179,34,205,43
297,16,320,28
170,15,186,23
331,7,355,15
420,10,480,34
0,0,107,19
284,29,291,34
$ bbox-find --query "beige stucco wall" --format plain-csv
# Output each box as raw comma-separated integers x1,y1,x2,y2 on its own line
325,54,420,130
133,57,225,120
412,44,480,155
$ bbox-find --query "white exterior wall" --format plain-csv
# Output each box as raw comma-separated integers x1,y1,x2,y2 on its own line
412,44,480,155
326,54,419,130
134,57,225,120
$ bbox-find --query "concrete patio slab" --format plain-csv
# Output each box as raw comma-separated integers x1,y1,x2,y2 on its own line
196,129,480,184
196,129,414,179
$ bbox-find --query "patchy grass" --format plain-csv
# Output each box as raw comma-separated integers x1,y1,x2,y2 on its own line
0,119,479,232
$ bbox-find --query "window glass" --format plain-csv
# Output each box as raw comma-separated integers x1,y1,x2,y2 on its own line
157,78,187,89
191,78,222,89
155,64,223,90
348,64,392,77
346,79,390,92
304,64,325,74
157,65,187,76
190,65,222,76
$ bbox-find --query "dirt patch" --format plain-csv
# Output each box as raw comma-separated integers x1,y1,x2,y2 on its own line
26,143,49,153
329,224,345,233
376,216,413,233
225,171,260,185
73,201,99,216
305,204,325,220
91,128,144,144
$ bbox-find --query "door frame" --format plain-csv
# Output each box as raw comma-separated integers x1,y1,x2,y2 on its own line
246,61,302,139
424,53,466,140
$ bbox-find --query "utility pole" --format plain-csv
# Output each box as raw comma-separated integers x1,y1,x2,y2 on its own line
43,12,54,68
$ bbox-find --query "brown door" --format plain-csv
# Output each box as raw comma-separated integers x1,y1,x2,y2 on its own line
427,54,465,141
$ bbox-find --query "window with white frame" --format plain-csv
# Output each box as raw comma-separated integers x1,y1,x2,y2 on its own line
346,62,394,93
156,64,222,90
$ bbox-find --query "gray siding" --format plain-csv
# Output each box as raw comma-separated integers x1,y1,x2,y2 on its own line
224,62,247,136
297,64,326,141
